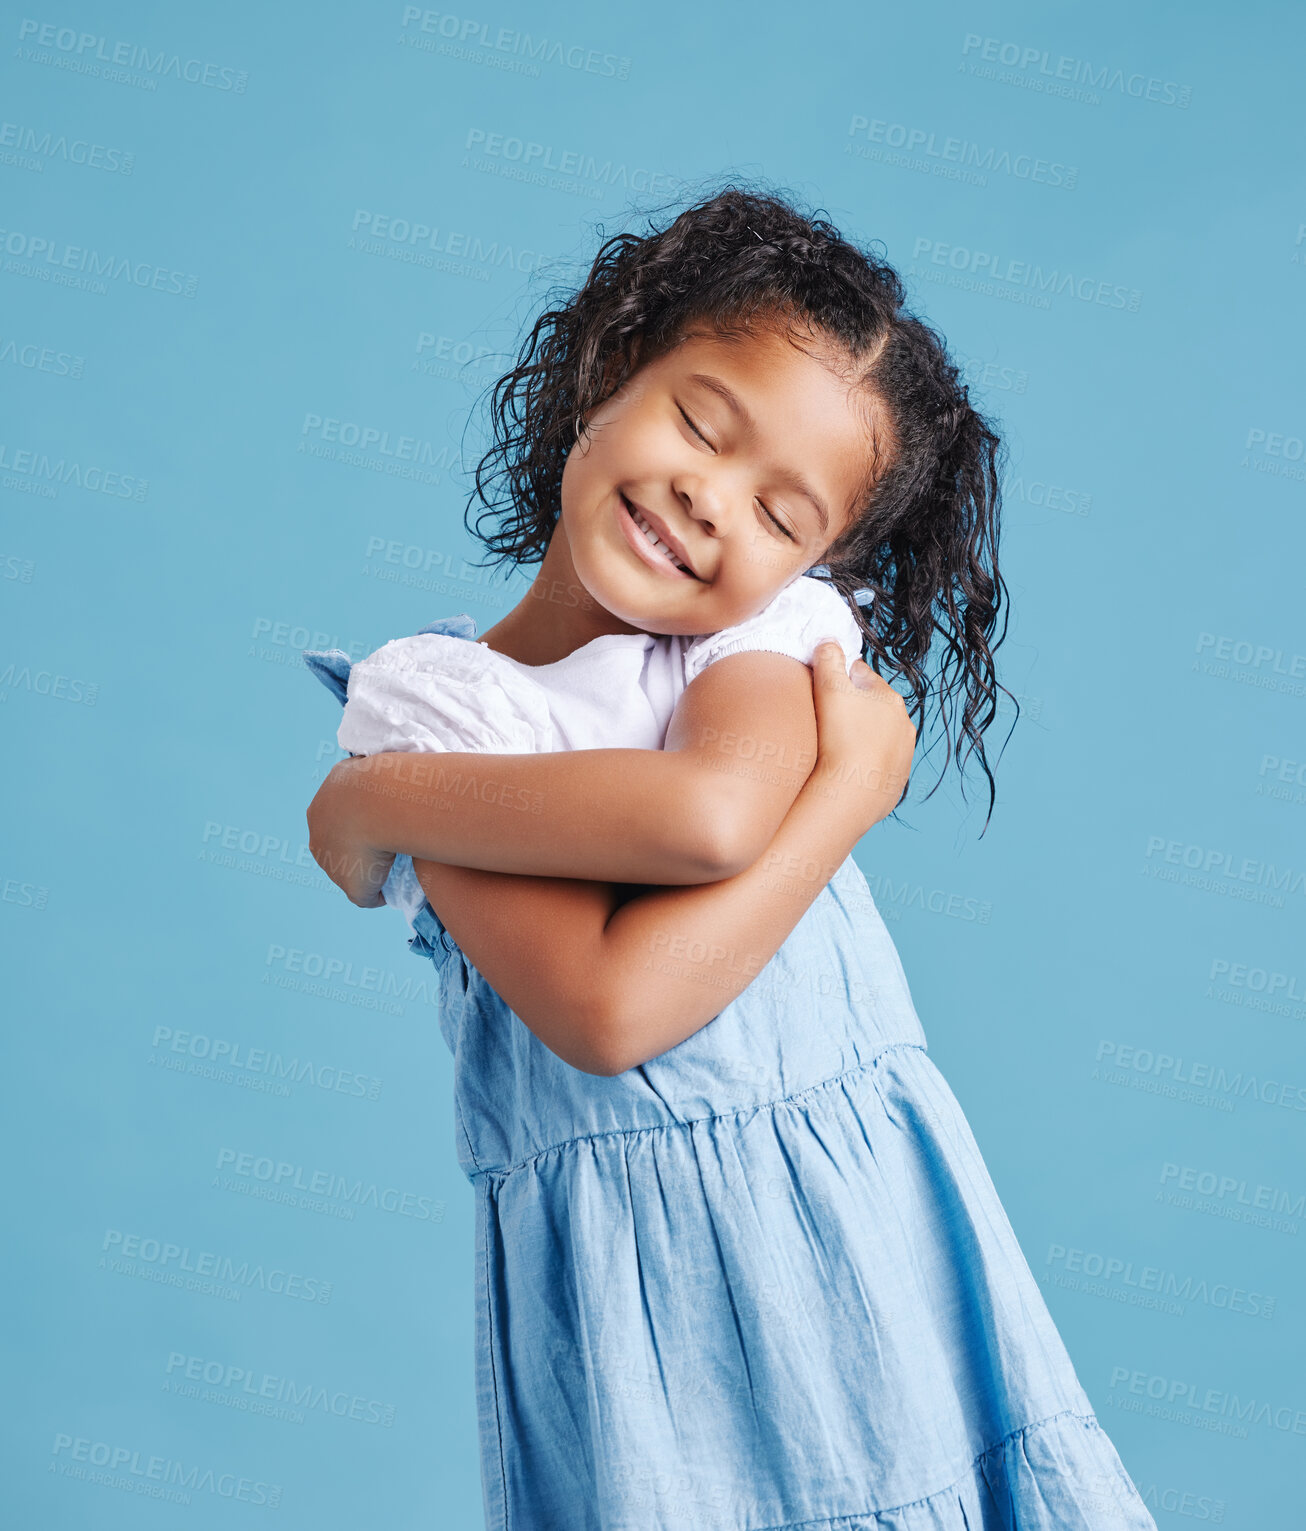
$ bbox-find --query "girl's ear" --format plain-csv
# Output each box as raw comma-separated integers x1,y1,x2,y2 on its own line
587,336,645,425
604,334,642,395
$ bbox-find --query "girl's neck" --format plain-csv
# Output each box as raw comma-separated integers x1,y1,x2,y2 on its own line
477,523,644,668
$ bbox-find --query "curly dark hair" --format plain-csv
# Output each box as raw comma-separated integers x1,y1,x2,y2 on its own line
458,176,1017,833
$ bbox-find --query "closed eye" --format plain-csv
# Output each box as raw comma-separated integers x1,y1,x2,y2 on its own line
677,404,796,541
760,503,796,541
678,403,711,446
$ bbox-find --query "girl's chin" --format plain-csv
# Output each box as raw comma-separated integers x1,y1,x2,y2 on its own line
581,572,715,637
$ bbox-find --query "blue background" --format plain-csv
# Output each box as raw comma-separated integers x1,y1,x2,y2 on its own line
3,2,1304,1526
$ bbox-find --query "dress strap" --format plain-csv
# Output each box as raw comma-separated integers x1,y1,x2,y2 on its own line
415,612,478,640
301,646,352,703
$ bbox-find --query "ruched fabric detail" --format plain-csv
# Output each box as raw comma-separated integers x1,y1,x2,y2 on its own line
416,866,1155,1531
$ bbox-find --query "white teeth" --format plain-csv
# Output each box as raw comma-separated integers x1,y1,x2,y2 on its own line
629,503,690,573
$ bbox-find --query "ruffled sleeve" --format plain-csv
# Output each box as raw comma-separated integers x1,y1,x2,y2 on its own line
682,575,866,687
338,633,555,756
302,613,549,965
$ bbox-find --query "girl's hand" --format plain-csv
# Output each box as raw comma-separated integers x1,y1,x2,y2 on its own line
808,639,916,834
306,761,396,908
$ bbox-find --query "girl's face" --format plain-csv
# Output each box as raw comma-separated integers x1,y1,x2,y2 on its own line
558,324,876,637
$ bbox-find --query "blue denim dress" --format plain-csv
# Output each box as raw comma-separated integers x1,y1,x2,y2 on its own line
305,617,1156,1531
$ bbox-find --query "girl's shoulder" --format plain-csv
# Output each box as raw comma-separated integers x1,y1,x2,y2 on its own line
335,626,556,756
681,575,865,687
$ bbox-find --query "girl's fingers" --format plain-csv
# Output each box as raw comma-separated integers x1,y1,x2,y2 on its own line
849,657,876,691
812,639,882,695
811,639,917,744
811,637,851,682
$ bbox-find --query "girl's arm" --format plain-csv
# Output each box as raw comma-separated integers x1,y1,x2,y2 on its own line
307,648,823,902
412,644,915,1076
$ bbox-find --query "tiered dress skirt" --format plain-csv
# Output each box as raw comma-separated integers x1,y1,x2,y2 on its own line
407,856,1156,1531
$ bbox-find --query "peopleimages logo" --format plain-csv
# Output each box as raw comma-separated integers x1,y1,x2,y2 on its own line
16,19,248,92
0,335,85,377
1143,833,1306,904
99,1228,333,1303
151,1024,389,1098
910,236,1140,311
959,34,1191,108
0,227,197,297
462,127,682,198
48,1433,279,1505
846,116,1078,190
1094,1038,1306,1112
0,661,98,704
1208,954,1306,1009
0,440,147,499
1107,1366,1306,1436
0,119,134,173
348,209,542,276
298,411,454,474
397,8,631,80
1193,630,1306,699
1045,1242,1276,1319
213,1147,446,1225
163,1351,397,1428
1159,1161,1304,1221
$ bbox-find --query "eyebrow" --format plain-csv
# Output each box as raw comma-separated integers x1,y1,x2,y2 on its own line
687,372,832,534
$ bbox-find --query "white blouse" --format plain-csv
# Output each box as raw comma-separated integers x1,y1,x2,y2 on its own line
337,573,867,930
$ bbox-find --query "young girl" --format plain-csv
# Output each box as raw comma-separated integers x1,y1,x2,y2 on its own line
305,187,1156,1531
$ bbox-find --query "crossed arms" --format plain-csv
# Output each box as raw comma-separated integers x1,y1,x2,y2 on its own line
307,645,914,1075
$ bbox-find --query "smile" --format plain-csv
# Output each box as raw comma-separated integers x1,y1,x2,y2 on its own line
617,495,699,579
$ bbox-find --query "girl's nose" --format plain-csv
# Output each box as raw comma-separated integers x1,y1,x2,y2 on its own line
673,473,731,537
